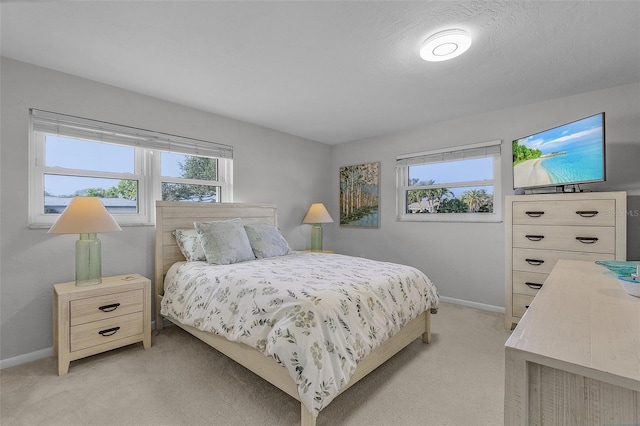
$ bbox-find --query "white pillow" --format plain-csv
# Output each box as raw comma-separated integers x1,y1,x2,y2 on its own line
174,229,206,262
244,223,292,259
195,218,256,265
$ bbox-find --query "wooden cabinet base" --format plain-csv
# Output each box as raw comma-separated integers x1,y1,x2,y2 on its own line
504,260,640,425
504,192,627,330
529,364,638,424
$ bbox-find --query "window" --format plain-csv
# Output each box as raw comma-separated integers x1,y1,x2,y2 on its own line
396,140,502,222
29,109,233,226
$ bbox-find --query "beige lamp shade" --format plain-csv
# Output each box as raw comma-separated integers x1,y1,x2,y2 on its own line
302,203,334,224
48,197,122,234
48,197,121,286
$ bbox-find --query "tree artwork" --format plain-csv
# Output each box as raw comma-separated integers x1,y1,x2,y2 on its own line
340,162,380,227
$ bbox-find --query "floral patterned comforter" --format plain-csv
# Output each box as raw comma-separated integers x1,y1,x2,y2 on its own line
161,252,439,416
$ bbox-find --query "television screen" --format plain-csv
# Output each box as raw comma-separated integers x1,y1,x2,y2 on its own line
513,112,605,191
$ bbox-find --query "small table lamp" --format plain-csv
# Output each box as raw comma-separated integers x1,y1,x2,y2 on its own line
48,197,122,286
302,203,333,252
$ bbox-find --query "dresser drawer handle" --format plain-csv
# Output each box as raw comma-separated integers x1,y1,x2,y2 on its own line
525,282,543,289
525,258,545,266
98,303,121,312
576,236,599,244
525,235,545,241
525,211,545,218
98,327,121,337
576,210,599,218
525,305,530,309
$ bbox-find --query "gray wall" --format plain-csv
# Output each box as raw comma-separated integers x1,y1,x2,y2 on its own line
0,57,331,361
1,55,638,364
326,83,640,308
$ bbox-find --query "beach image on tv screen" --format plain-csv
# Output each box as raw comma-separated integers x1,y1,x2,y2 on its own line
513,114,604,189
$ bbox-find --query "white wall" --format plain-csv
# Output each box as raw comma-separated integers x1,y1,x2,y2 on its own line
327,83,640,309
0,57,331,361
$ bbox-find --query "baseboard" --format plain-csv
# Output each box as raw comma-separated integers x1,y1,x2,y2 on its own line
1,320,158,370
0,303,505,370
0,347,53,370
439,296,505,313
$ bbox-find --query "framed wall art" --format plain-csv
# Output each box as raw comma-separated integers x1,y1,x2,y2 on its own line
339,162,380,228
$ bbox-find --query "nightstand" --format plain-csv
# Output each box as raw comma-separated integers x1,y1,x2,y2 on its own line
53,274,151,375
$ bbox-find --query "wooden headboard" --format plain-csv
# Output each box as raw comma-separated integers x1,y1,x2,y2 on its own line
154,201,278,329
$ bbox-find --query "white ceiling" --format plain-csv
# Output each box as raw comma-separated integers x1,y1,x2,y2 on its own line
1,1,639,145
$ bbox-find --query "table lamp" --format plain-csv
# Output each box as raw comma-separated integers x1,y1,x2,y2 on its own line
48,197,122,286
302,203,333,252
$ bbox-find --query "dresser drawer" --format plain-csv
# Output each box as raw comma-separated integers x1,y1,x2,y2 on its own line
70,289,143,326
513,271,548,296
512,293,535,318
512,225,615,253
513,199,616,226
70,312,143,352
513,248,615,274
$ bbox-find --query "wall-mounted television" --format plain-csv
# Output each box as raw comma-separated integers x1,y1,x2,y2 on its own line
513,112,605,192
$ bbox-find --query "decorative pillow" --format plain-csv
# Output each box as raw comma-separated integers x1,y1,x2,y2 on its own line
173,229,206,262
195,218,255,265
244,223,292,259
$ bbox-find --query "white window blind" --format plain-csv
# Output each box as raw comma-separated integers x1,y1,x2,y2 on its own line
396,140,501,167
30,109,233,159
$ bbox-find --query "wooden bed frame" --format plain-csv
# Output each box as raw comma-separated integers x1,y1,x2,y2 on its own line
154,201,433,426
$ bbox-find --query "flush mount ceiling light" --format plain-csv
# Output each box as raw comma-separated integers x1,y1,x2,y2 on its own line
420,29,472,62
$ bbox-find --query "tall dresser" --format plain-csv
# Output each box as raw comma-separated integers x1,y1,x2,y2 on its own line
504,191,627,330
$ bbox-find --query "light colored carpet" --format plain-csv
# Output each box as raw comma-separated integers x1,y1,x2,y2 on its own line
0,302,510,426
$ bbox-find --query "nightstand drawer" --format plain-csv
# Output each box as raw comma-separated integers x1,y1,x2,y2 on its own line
512,199,616,226
512,225,615,253
70,289,143,326
70,312,143,352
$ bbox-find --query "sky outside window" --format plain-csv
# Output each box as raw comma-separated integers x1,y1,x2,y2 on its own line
161,152,189,177
409,157,493,198
45,136,188,196
46,136,134,173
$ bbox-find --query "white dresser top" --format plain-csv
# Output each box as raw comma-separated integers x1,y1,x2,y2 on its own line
505,259,640,391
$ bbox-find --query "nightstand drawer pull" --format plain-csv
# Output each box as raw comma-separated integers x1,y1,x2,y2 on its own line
525,211,545,217
98,327,121,337
525,282,544,289
576,210,599,218
576,236,599,244
525,235,545,241
525,258,545,266
98,303,121,312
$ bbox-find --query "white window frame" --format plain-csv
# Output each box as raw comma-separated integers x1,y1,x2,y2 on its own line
396,140,502,223
29,109,233,227
150,151,233,204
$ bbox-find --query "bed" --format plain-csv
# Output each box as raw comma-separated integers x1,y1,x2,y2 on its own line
154,201,439,426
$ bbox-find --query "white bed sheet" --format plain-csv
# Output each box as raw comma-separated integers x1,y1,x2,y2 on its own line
161,252,439,416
